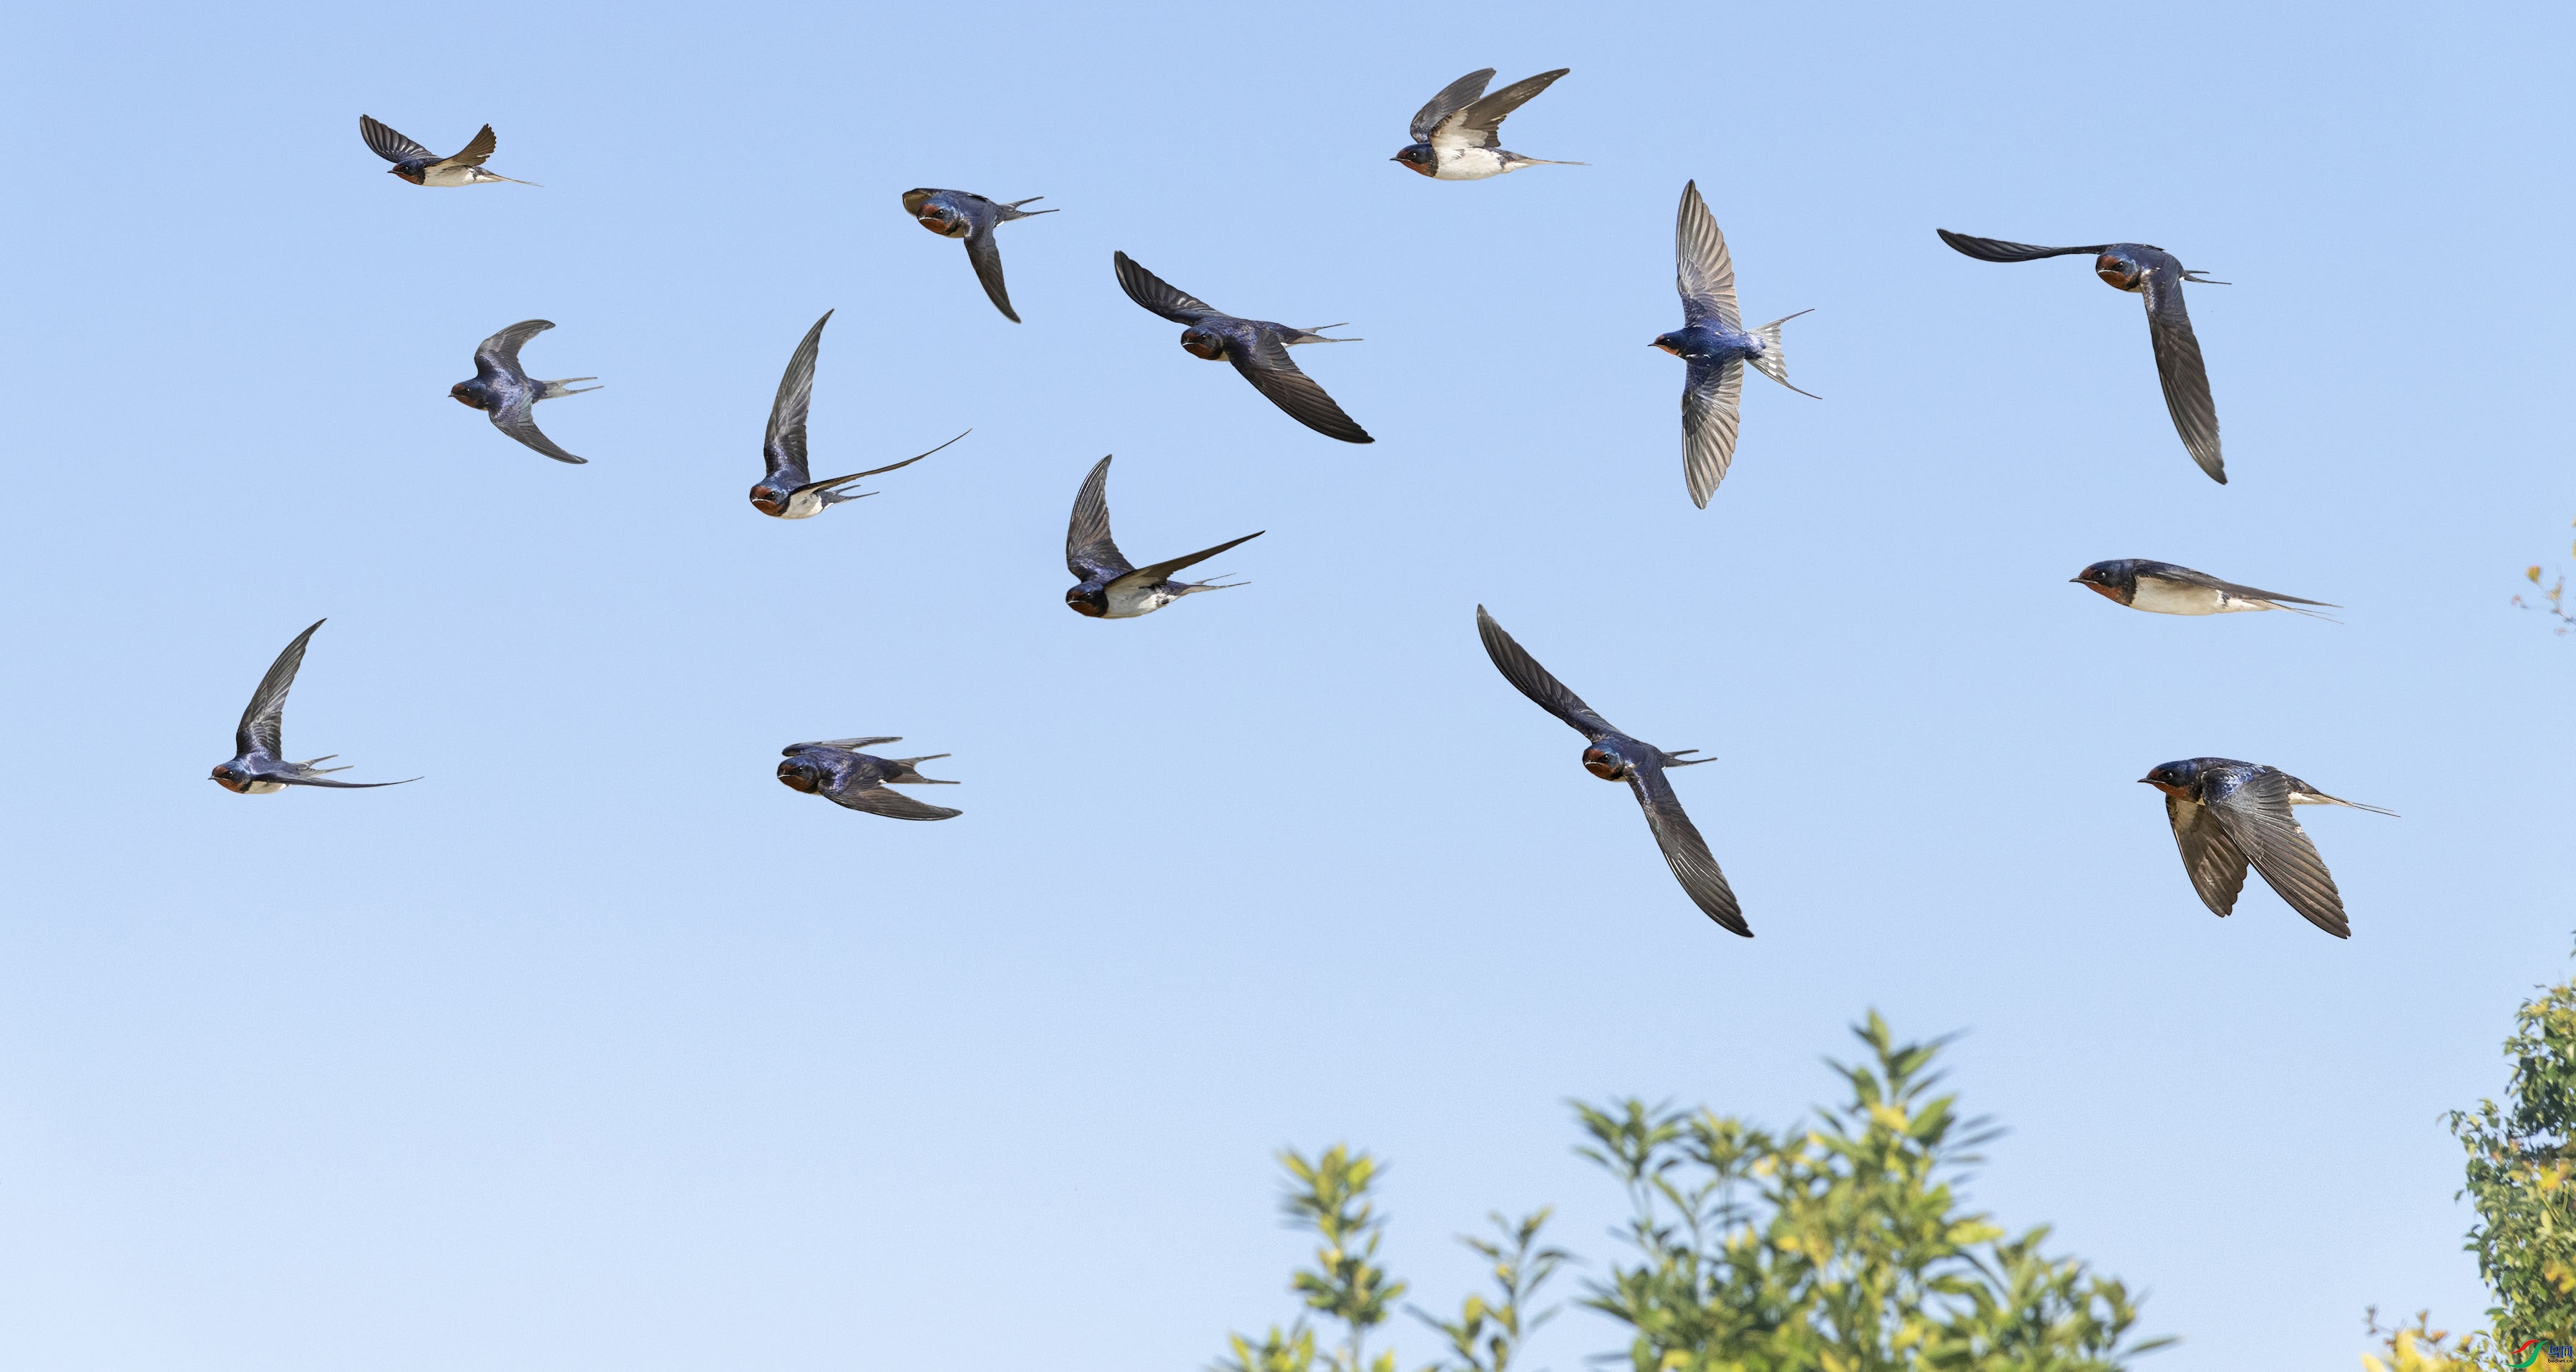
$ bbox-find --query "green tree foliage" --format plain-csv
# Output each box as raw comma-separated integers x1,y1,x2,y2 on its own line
1216,1014,2167,1372
1576,1014,2169,1371
2450,952,2576,1341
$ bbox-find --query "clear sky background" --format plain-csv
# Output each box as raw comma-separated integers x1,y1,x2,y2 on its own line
2,2,2570,1368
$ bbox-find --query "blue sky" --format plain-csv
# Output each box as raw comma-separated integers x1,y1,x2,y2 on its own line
2,1,2570,1367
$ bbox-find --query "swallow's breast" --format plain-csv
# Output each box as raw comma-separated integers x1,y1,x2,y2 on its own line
2128,579,2231,615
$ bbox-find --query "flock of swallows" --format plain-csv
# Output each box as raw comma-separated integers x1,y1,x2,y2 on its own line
209,76,2392,940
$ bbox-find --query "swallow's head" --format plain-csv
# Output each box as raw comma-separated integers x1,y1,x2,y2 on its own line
1391,144,1436,176
776,758,826,793
748,481,793,517
1581,743,1629,782
1065,584,1109,617
2072,560,2136,604
1649,330,1688,357
391,163,424,184
2094,250,2144,292
210,763,254,793
912,200,967,238
449,381,484,408
1179,327,1227,361
2138,759,2200,799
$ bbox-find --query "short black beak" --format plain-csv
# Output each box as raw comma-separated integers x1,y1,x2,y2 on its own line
2135,777,2157,785
2069,576,2087,583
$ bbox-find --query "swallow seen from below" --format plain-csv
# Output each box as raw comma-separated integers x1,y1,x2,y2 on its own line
450,320,598,464
1938,228,2230,482
2142,757,2394,939
1392,67,1581,180
1475,606,1746,936
1112,252,1372,444
2073,559,2336,618
749,310,965,519
777,738,961,820
1063,456,1262,619
358,115,535,186
210,619,417,795
1654,181,1816,508
901,188,1057,323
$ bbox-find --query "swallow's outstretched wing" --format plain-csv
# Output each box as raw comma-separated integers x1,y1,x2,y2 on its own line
275,770,416,790
1108,531,1264,597
237,619,325,758
433,124,499,171
2140,263,2224,483
1430,68,1569,150
2165,793,2251,921
964,219,1021,323
784,738,904,755
791,431,962,504
1113,252,1221,325
829,785,962,821
1230,332,1372,444
1474,606,1619,740
764,310,829,484
1410,68,1496,143
1933,230,2111,263
1629,760,1748,936
489,399,586,464
1675,180,1740,331
1065,456,1136,582
474,319,553,381
1682,357,1743,509
2204,767,2349,938
358,115,435,165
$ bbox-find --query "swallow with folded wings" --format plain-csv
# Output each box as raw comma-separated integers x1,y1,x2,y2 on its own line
450,320,598,464
1475,606,1745,935
901,189,1057,323
2073,559,2336,618
777,738,961,820
2142,757,2393,939
1112,252,1372,444
1391,67,1581,180
209,619,418,794
1063,456,1261,619
749,310,965,518
358,115,536,186
1937,229,2230,482
1653,181,1815,507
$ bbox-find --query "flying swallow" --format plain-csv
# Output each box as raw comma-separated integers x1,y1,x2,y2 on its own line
901,188,1057,323
1475,606,1745,935
1653,181,1816,508
1937,229,2230,482
450,320,599,464
776,738,962,820
749,310,965,518
1391,67,1581,180
2073,559,2337,618
2141,757,2393,939
1063,456,1261,619
209,619,417,794
358,115,536,186
1112,252,1372,444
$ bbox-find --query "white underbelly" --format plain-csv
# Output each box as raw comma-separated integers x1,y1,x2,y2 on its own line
782,491,825,518
2129,579,2237,615
1104,583,1175,618
245,780,286,794
1434,148,1509,180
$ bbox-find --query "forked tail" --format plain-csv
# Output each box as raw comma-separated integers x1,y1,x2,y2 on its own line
540,377,602,399
1748,311,1820,398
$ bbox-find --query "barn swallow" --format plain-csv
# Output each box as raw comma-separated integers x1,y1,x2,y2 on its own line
1063,456,1261,619
777,738,961,820
1112,252,1372,444
209,619,417,794
2142,758,2393,939
1391,67,1581,180
749,310,965,518
901,188,1057,323
1475,606,1745,935
2073,559,2337,618
450,320,598,464
1654,181,1816,508
1937,229,2230,482
358,115,536,186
